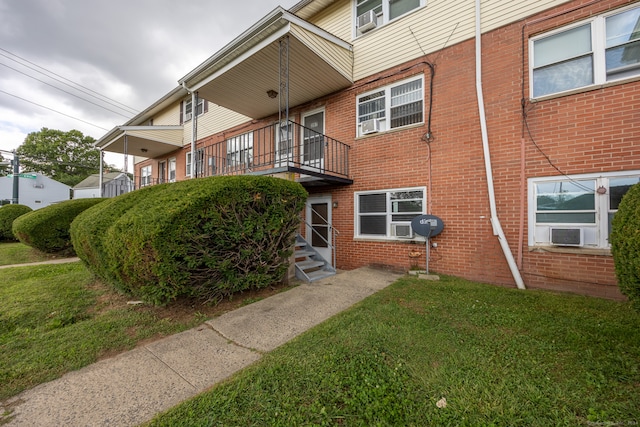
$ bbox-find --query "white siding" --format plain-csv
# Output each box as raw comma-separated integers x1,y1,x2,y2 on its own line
307,0,572,82
153,104,180,125
290,24,353,81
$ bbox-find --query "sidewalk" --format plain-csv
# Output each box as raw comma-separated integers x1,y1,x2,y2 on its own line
0,257,80,269
1,266,402,427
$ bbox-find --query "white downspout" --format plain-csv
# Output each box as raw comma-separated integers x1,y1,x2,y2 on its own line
475,0,526,289
98,150,104,198
190,90,197,178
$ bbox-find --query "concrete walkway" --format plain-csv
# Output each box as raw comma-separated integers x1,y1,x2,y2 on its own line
0,257,80,269
1,267,401,427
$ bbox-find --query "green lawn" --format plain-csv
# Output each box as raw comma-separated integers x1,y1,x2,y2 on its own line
147,275,640,427
0,262,205,400
0,242,56,266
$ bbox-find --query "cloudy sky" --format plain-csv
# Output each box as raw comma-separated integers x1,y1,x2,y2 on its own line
0,0,298,170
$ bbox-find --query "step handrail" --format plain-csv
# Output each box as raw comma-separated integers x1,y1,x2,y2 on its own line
301,206,339,268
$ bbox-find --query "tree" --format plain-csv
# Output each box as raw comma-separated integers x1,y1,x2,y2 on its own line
0,153,11,177
16,128,104,187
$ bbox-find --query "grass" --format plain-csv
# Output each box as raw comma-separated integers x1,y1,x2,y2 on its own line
0,261,292,401
0,242,57,266
146,275,640,427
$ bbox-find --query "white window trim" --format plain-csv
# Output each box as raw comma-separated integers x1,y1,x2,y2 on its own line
353,0,426,38
183,98,205,123
528,170,640,250
140,165,152,187
168,157,176,183
356,75,424,137
354,186,426,241
185,152,192,177
529,4,640,99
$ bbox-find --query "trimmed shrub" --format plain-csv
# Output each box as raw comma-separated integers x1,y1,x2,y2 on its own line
70,184,170,285
13,198,106,254
71,176,307,305
0,204,32,241
610,182,640,311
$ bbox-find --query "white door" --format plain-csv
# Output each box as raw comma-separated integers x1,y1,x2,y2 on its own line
301,109,324,171
306,196,332,266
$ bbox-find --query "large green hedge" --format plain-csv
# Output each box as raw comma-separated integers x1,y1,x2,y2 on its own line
0,204,32,241
610,182,640,311
13,198,106,254
71,176,307,305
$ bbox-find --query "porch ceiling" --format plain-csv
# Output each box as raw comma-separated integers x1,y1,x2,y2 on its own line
95,126,184,158
181,8,353,120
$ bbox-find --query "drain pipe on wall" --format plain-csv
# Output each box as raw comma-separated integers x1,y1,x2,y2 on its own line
475,0,525,289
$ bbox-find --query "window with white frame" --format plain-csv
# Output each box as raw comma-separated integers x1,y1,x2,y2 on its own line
226,132,253,171
355,0,424,35
528,172,640,249
140,165,152,187
357,76,424,136
168,158,176,182
355,187,425,239
531,4,640,98
182,98,205,122
185,149,205,177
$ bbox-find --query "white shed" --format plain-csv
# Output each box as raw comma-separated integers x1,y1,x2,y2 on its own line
73,172,132,199
0,173,71,210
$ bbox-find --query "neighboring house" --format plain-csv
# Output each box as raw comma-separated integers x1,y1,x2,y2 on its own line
96,0,640,300
73,172,133,199
0,173,71,209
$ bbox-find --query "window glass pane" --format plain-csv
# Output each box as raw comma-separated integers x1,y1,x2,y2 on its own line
610,177,640,210
606,7,640,47
392,214,420,221
390,190,423,200
533,55,594,97
392,200,422,212
358,91,385,122
359,193,386,213
536,212,596,223
536,180,595,211
390,0,420,20
357,0,382,17
391,79,422,106
534,24,592,68
606,41,640,80
360,216,386,235
391,101,423,128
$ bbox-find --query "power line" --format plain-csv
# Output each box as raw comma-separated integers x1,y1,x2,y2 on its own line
0,47,139,114
0,62,132,118
0,89,110,131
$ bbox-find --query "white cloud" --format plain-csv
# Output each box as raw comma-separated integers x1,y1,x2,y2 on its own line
0,0,299,170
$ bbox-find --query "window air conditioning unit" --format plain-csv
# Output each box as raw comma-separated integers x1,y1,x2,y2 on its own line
184,112,192,121
392,223,414,239
549,227,584,247
357,10,378,33
361,118,381,135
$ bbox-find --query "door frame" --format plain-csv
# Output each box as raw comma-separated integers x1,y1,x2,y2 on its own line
301,107,325,171
305,194,333,266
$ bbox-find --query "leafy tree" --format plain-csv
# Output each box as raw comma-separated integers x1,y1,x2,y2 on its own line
0,153,12,177
16,128,104,187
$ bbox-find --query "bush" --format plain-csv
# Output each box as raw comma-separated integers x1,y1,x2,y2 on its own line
71,176,307,305
610,182,640,311
13,198,106,254
0,204,32,241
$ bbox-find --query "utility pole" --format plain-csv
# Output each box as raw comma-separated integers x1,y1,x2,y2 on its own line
11,151,19,204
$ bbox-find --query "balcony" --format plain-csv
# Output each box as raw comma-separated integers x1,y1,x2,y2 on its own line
135,120,351,189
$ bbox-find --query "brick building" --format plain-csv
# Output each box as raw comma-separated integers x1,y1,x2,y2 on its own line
96,0,640,299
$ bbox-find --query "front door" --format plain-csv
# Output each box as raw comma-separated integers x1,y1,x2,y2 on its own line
301,109,324,171
306,196,332,266
158,161,166,184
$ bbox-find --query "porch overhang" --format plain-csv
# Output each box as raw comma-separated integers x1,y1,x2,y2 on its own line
179,7,353,119
95,125,184,158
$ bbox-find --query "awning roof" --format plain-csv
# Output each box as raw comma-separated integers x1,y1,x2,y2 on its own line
179,7,353,119
95,125,184,158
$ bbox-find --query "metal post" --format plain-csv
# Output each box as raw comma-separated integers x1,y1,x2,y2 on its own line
279,36,290,131
191,91,198,177
11,152,19,204
425,227,433,275
98,150,104,198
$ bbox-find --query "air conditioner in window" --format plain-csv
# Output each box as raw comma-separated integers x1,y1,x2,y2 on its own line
357,10,378,33
361,118,381,135
392,223,414,239
184,113,192,121
549,227,584,247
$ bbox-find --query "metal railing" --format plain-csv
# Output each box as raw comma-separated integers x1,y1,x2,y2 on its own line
193,120,350,180
301,205,339,269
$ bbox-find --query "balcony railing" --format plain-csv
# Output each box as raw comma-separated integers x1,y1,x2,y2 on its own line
192,120,350,183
